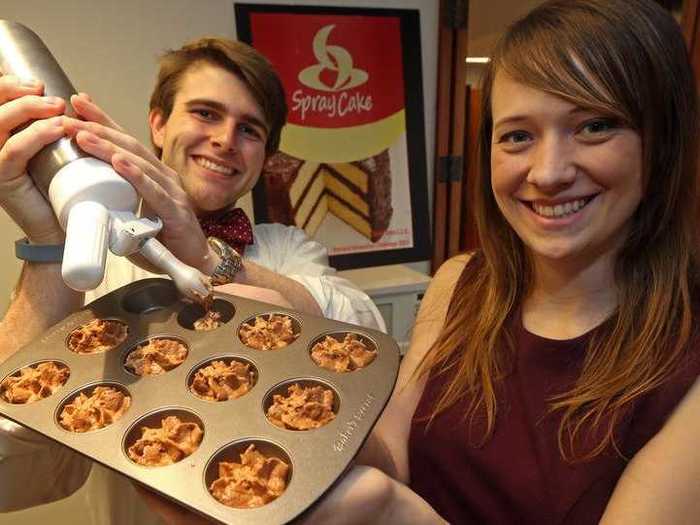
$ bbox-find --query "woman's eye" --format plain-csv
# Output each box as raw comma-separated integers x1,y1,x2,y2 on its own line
499,130,531,145
581,118,617,136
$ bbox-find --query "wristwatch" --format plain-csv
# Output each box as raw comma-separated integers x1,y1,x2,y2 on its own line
207,236,243,285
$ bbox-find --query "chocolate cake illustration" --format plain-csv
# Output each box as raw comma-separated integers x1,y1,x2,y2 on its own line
263,150,393,242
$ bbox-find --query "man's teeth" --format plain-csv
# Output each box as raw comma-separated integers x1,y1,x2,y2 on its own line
532,198,588,218
195,157,233,175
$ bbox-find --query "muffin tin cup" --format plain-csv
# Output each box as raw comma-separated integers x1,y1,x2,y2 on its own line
0,278,399,524
0,359,71,405
65,318,129,355
263,378,341,431
122,335,191,377
187,355,259,403
55,380,132,434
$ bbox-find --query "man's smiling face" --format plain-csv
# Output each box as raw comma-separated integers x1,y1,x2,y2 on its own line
149,61,269,216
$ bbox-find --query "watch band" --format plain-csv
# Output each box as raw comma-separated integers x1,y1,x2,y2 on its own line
207,236,242,285
15,237,64,263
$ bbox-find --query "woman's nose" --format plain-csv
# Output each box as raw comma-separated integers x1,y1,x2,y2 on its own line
526,135,577,190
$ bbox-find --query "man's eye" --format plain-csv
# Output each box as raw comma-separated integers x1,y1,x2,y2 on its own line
240,124,262,139
192,109,216,120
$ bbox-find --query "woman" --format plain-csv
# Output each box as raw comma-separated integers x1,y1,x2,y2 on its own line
306,0,700,523
30,0,694,522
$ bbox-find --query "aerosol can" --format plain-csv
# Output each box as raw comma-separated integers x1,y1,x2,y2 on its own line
0,20,210,300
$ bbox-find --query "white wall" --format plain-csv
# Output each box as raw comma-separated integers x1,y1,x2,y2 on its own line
0,0,437,316
0,1,437,523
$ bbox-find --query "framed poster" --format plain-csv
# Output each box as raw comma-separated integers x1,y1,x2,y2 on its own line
236,4,430,270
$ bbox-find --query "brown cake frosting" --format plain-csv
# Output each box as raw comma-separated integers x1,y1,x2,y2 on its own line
239,314,298,351
266,383,336,430
67,319,128,355
209,444,289,508
0,361,69,404
190,360,255,401
125,338,188,376
193,309,223,331
310,334,377,373
59,386,131,433
127,416,203,466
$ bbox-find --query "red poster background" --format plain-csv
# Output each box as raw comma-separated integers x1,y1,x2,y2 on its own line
240,5,431,271
250,14,405,128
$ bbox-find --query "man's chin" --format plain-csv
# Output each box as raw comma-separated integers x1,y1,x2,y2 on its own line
192,199,240,217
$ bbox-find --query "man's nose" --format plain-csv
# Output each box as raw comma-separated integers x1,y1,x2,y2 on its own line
526,135,577,190
211,123,236,152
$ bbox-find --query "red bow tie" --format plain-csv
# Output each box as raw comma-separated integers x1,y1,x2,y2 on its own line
198,208,254,255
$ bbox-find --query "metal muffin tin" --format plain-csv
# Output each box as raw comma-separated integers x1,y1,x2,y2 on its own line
0,278,399,524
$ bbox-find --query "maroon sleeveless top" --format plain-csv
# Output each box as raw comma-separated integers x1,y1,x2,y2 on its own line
409,317,700,524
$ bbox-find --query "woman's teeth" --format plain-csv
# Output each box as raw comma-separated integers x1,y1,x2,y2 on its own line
532,198,589,218
195,157,233,175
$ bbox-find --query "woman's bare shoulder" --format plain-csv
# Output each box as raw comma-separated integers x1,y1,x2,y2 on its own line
401,252,475,370
421,253,473,312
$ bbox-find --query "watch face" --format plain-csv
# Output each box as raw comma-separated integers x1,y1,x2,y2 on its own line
207,237,242,285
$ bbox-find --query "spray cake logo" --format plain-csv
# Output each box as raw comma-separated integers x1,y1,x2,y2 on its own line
253,15,406,245
292,25,373,121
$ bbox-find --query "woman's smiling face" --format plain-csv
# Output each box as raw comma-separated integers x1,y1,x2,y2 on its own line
489,71,644,266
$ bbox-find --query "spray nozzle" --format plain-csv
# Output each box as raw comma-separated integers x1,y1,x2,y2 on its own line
50,158,211,301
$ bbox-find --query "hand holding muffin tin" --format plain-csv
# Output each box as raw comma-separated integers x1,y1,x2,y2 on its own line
0,278,400,524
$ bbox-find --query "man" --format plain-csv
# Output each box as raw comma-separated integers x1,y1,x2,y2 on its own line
73,38,385,325
0,38,384,523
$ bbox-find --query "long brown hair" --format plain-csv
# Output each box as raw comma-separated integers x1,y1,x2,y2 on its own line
419,0,700,460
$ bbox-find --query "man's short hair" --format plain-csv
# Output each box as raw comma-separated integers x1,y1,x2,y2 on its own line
149,37,288,156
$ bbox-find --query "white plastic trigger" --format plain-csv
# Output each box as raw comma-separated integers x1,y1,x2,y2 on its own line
109,211,163,256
